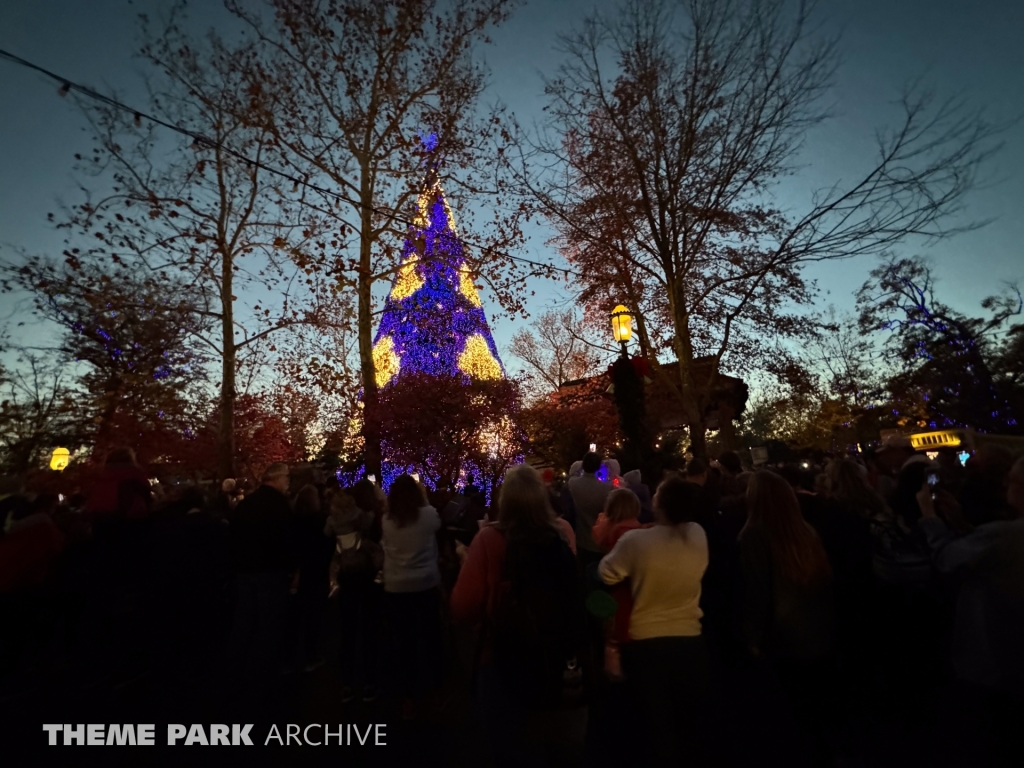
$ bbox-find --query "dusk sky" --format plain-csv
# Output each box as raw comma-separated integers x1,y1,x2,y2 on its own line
1,0,1022,362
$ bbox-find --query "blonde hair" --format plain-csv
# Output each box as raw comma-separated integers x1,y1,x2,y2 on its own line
604,488,640,524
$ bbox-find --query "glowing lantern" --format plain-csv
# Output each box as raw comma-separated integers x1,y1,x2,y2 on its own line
50,447,71,471
610,305,632,346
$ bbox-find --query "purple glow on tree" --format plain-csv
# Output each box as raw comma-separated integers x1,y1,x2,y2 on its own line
371,171,505,387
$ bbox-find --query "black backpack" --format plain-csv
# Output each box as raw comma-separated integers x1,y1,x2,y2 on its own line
489,528,588,710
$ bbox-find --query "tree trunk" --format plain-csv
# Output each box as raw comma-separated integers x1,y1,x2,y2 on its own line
357,181,383,480
218,251,236,480
670,294,707,459
688,419,708,459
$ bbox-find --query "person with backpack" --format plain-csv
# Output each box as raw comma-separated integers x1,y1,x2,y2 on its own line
597,474,711,768
451,463,586,768
327,489,383,703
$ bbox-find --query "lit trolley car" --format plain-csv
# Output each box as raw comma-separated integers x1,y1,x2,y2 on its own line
908,428,1024,458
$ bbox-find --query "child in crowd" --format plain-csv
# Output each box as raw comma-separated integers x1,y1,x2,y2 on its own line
592,488,649,679
593,487,648,549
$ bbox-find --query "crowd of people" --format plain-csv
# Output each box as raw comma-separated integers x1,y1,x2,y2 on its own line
1,439,1022,766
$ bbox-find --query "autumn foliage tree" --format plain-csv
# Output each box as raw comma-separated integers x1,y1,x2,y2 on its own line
520,374,620,473
52,10,342,477
0,355,84,474
517,0,1005,457
0,255,209,465
857,256,1023,434
226,0,527,479
509,310,607,402
376,373,526,491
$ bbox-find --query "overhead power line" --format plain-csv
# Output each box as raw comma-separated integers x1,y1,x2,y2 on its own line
0,47,576,278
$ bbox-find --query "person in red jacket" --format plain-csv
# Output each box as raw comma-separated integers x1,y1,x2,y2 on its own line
450,471,576,630
450,464,578,768
84,447,152,521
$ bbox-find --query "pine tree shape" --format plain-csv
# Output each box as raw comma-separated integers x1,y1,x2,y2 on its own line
372,171,505,388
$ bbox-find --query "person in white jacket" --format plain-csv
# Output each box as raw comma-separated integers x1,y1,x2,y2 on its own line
381,474,442,718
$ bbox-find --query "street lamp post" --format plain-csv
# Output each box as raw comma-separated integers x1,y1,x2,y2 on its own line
608,305,650,474
50,447,70,472
610,304,632,359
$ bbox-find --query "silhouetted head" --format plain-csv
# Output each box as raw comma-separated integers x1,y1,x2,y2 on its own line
718,451,742,476
684,458,708,486
262,463,290,495
387,474,428,528
350,478,385,516
654,475,710,525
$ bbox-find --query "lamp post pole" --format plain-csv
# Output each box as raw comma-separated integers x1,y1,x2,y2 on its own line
609,305,649,474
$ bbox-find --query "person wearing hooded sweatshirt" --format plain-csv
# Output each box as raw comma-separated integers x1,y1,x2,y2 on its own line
568,452,613,568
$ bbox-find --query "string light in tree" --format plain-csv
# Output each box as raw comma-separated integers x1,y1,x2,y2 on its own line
390,255,424,301
458,334,503,380
371,167,506,384
372,336,401,388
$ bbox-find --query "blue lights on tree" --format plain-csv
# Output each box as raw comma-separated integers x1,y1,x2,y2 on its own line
371,170,505,387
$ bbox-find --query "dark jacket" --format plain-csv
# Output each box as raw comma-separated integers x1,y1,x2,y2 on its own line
229,485,295,574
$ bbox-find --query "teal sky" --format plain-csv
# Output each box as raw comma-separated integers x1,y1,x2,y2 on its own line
1,0,1022,370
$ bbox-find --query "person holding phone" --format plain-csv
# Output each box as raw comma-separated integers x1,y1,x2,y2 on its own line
916,456,1024,761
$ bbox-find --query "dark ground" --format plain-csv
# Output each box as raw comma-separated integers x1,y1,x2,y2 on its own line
0,590,1013,768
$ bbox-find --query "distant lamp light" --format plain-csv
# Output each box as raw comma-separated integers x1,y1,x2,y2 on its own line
925,451,939,461
411,472,420,482
589,443,597,453
610,305,632,346
958,451,971,466
50,447,70,471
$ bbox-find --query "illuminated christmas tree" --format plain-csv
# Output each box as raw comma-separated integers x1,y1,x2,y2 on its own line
371,169,506,387
346,160,524,493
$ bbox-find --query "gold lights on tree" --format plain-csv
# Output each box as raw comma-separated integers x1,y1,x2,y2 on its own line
390,255,424,301
413,180,458,234
610,305,633,344
459,265,482,307
50,447,71,471
458,334,502,380
372,336,401,388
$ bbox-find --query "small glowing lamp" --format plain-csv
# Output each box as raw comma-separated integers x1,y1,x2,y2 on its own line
589,443,597,453
50,447,70,471
610,305,632,344
925,451,939,461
